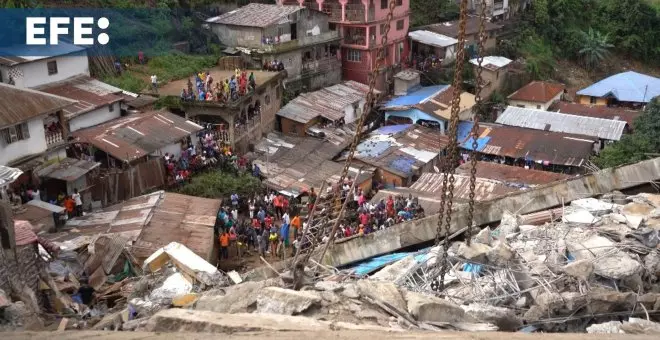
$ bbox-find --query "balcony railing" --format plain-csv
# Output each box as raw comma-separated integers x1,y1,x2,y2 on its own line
344,34,367,46
45,129,63,147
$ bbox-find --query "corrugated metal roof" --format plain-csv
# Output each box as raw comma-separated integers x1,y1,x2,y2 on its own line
457,121,596,167
351,124,449,177
456,161,571,186
253,127,374,196
72,111,204,163
14,220,38,246
277,81,377,124
508,81,565,103
0,165,22,187
206,3,303,28
552,102,641,126
384,85,449,108
35,158,100,182
0,43,86,66
0,83,77,129
576,71,660,103
422,17,502,37
469,56,512,71
496,106,627,141
34,75,129,119
408,30,458,48
131,193,221,262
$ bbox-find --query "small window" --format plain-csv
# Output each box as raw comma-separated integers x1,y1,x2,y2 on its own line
536,105,541,109
1,123,29,144
47,60,58,75
379,24,386,35
346,49,361,62
516,105,525,108
395,0,402,6
396,20,404,31
381,0,387,9
590,96,597,104
265,95,271,105
329,23,336,31
108,103,115,112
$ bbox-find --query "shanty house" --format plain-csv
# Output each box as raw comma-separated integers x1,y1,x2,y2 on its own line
551,102,641,130
456,161,570,187
408,30,458,65
344,124,449,187
469,56,512,98
206,3,342,91
575,71,660,108
456,121,597,173
384,70,475,132
276,80,377,137
0,83,76,169
507,81,565,110
419,17,502,52
495,106,628,148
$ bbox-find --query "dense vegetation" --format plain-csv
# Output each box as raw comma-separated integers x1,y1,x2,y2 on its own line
593,99,660,168
176,172,263,199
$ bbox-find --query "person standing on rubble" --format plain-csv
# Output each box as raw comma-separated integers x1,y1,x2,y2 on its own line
269,225,279,258
72,188,83,217
291,214,301,239
219,230,230,260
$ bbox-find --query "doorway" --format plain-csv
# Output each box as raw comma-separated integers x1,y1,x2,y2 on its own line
290,23,297,40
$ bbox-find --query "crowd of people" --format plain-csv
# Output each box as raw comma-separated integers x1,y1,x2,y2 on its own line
180,69,257,103
5,186,85,230
262,60,285,72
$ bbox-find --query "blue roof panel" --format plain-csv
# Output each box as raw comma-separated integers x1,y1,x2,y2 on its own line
576,71,660,103
375,124,411,135
383,85,449,108
357,140,391,158
389,157,416,175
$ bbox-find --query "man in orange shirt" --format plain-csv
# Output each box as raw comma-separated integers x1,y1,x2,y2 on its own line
273,194,282,219
63,195,76,219
219,231,230,260
291,214,301,239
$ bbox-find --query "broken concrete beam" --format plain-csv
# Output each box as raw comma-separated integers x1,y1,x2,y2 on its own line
256,287,321,315
356,281,407,312
195,281,271,314
403,291,467,324
461,303,522,332
322,157,660,267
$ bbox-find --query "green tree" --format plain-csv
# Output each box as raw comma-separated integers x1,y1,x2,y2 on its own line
578,28,614,70
593,99,660,168
177,172,263,199
410,0,459,27
519,36,555,80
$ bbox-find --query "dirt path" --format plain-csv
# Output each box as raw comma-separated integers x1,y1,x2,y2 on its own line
7,331,658,340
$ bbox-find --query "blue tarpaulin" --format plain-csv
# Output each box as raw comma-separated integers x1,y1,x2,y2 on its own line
349,248,431,276
383,85,449,108
375,124,411,135
389,157,416,175
356,140,392,158
385,109,448,127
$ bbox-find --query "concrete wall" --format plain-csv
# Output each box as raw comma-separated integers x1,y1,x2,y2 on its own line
578,95,608,106
7,53,89,89
478,66,508,98
211,24,263,49
323,156,660,267
67,105,120,132
0,118,47,165
509,92,561,111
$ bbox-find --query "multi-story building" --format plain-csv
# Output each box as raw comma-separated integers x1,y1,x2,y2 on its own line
278,0,410,91
206,3,342,92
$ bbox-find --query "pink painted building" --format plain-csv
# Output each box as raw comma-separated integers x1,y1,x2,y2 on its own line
277,0,410,91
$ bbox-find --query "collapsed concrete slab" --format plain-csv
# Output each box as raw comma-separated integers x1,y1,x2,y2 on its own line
323,157,660,267
256,287,321,315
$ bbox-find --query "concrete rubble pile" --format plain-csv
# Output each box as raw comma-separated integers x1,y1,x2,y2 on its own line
367,192,660,333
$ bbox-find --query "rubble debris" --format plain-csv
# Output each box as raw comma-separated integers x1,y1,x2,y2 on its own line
566,235,642,279
314,281,343,292
403,291,467,323
588,318,660,335
171,293,198,307
461,303,522,331
562,259,595,281
143,242,227,287
148,272,193,304
586,320,624,333
356,281,407,312
456,242,492,262
195,280,276,313
256,287,321,315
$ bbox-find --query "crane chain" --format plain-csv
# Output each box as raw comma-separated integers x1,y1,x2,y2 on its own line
290,0,398,282
431,0,470,293
465,0,488,245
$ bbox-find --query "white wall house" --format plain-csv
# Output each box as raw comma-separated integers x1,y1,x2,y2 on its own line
507,81,566,111
0,83,76,166
0,44,89,89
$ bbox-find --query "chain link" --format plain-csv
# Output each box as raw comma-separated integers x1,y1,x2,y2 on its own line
464,0,488,245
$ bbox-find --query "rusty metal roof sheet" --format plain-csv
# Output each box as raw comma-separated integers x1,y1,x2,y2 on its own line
14,220,38,246
456,161,571,186
415,85,475,120
508,81,565,103
552,102,641,126
253,128,374,196
457,122,596,167
35,157,100,182
72,111,204,163
277,81,377,124
12,202,62,233
131,193,221,262
496,106,627,141
206,3,303,28
34,75,131,119
0,83,77,129
350,124,449,177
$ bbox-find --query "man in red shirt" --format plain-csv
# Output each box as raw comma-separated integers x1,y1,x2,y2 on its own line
265,214,273,228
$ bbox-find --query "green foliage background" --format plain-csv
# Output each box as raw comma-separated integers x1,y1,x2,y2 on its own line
176,171,263,199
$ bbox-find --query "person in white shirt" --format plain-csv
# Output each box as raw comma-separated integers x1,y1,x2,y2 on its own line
282,211,290,225
72,188,83,217
151,75,158,93
31,188,41,201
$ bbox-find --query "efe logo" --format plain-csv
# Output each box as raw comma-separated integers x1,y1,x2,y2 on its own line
26,17,109,45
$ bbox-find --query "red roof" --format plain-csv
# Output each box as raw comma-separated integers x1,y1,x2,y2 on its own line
508,81,565,103
552,102,640,126
14,220,38,246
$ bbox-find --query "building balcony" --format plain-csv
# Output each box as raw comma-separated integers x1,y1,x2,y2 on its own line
262,31,340,53
45,129,64,148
